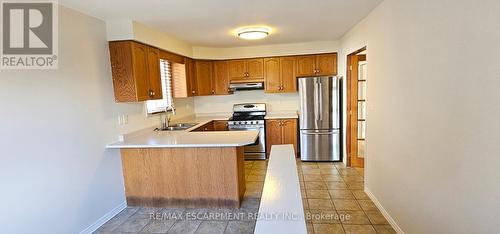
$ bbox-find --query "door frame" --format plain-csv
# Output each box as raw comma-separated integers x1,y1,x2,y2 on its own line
346,47,367,167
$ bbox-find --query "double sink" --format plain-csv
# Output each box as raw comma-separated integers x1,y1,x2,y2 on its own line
154,123,199,131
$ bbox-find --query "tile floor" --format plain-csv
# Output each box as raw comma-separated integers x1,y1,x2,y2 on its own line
95,160,395,234
299,160,395,234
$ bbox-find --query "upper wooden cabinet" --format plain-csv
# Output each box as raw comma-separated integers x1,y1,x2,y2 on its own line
264,57,297,93
265,118,298,156
184,58,197,96
227,58,264,81
109,41,163,102
193,60,232,96
194,60,214,96
213,61,231,95
296,53,337,77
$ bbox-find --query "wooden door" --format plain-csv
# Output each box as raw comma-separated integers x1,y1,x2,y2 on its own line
346,49,366,168
296,55,317,77
227,60,246,80
246,58,264,79
185,58,197,96
146,46,163,100
131,42,150,101
194,60,214,96
281,119,298,155
264,58,281,93
280,57,297,92
213,61,230,95
265,119,283,155
316,53,337,76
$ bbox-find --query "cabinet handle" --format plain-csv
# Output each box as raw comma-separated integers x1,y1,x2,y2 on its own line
192,90,196,94
212,90,215,94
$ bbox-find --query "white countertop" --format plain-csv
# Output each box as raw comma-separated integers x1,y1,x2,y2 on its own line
264,111,299,119
106,115,259,149
254,144,307,234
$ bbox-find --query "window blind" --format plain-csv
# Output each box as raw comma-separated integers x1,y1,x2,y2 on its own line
146,59,174,114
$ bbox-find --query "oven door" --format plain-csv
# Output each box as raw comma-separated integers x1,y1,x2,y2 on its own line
228,126,266,160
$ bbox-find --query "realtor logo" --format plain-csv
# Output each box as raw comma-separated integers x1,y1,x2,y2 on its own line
1,1,58,69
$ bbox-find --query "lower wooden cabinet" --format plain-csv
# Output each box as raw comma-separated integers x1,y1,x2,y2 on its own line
265,118,298,156
191,120,228,132
213,120,229,131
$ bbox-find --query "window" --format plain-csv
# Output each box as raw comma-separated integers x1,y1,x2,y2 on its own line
146,59,174,114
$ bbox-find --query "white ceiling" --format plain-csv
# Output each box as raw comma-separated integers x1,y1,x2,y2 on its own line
60,0,382,47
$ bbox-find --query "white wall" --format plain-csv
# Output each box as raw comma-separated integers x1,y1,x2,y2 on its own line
0,6,190,233
105,20,193,57
193,40,339,59
340,0,500,233
194,91,299,115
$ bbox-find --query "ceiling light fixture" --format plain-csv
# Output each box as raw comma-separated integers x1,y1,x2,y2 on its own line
237,27,270,40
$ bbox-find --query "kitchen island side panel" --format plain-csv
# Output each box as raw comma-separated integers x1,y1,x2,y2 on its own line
120,147,245,208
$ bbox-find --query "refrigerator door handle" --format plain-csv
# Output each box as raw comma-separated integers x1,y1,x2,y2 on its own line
318,81,323,121
314,80,320,121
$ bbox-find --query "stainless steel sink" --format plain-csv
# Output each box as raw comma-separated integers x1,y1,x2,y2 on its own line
154,123,198,131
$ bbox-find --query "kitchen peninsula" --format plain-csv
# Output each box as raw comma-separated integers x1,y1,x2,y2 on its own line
106,117,259,208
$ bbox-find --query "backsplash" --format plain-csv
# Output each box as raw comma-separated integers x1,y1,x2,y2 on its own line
193,90,299,114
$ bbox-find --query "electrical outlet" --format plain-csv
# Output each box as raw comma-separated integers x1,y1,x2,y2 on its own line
123,115,128,124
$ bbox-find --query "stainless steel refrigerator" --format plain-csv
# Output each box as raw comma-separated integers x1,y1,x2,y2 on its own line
298,76,341,161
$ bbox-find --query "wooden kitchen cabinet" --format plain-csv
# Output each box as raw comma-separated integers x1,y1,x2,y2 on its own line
264,57,297,93
192,120,228,131
194,60,214,96
213,61,231,95
194,60,232,96
184,57,197,96
280,57,297,92
109,40,163,102
246,58,264,79
296,53,337,77
264,58,281,93
213,120,229,131
227,59,246,80
265,118,298,156
227,58,264,82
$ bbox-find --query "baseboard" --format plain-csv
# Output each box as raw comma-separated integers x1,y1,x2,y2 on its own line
365,188,404,234
79,201,127,234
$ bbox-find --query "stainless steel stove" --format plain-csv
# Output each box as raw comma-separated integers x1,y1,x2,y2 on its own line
228,103,266,160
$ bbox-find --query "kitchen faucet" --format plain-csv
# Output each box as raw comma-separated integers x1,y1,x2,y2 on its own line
163,105,175,129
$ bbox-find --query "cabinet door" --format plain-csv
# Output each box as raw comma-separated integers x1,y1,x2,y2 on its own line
213,61,230,95
316,53,337,76
246,58,264,79
213,120,229,131
146,46,163,100
194,60,214,96
280,57,297,92
296,55,317,77
282,119,298,155
109,41,136,102
131,42,150,101
264,58,281,93
227,59,246,80
265,119,283,155
185,58,197,96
